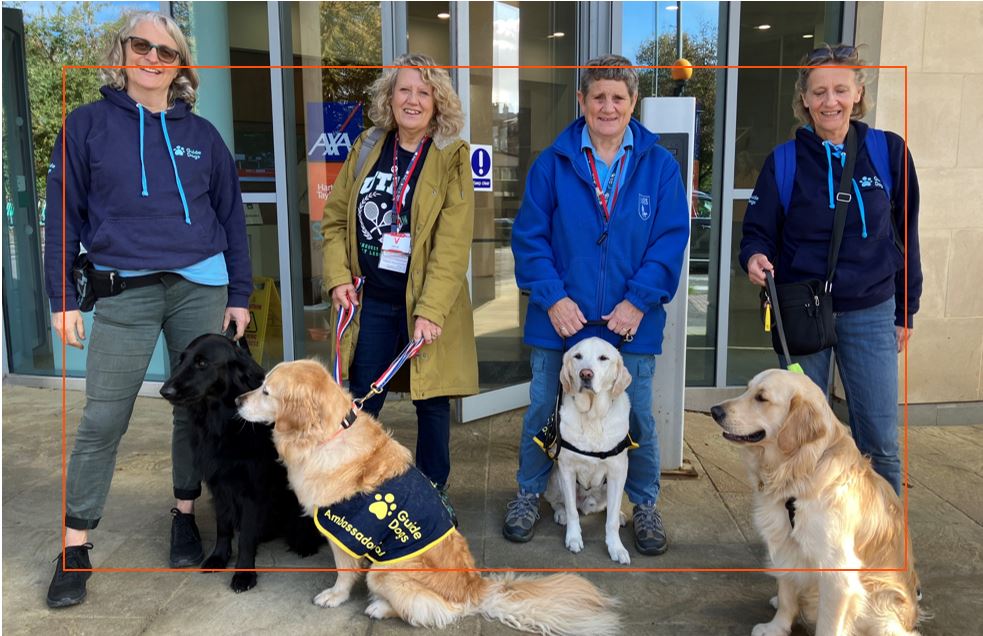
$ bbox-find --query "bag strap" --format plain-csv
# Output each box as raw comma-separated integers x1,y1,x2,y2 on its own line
866,128,893,197
354,127,385,179
775,140,797,213
824,124,858,288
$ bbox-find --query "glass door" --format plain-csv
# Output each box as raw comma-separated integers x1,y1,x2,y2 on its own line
460,1,579,421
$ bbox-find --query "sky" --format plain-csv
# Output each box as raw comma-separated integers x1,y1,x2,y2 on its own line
622,0,720,63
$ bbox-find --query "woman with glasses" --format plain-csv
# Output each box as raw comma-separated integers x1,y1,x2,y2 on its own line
44,11,251,607
740,44,922,494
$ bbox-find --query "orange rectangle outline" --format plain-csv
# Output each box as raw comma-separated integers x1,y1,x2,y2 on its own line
58,63,911,575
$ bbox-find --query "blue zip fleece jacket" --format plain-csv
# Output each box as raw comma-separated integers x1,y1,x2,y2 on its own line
512,117,690,354
739,122,922,328
44,86,251,312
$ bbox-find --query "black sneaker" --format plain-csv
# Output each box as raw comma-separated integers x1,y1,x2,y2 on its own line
436,485,459,528
632,503,668,555
502,490,541,543
169,508,204,568
46,542,93,608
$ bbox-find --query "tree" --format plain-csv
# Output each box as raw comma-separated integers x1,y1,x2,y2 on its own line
317,2,382,115
17,2,118,200
635,24,718,191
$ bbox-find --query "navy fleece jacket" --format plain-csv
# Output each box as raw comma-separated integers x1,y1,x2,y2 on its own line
511,117,690,355
739,122,922,327
44,86,251,312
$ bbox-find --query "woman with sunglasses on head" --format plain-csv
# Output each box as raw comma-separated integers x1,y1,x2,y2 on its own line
44,11,251,607
740,44,922,495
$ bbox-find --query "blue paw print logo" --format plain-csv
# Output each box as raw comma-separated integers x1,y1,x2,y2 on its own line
859,176,873,188
369,493,397,520
173,145,186,157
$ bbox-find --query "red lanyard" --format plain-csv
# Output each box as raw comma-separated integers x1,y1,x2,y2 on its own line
391,133,428,230
585,149,627,222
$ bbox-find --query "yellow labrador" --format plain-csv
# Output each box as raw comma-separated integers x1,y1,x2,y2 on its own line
544,337,634,564
711,369,922,636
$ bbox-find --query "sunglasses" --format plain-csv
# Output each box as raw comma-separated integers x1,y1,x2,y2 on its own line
125,36,181,64
806,45,857,65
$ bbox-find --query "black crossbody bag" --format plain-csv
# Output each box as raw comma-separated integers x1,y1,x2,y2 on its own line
763,124,857,356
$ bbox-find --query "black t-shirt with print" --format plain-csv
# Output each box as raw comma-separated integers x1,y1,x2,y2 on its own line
355,130,431,304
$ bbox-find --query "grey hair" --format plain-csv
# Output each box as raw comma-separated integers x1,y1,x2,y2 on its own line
793,43,869,126
579,54,639,99
367,53,465,143
100,11,198,108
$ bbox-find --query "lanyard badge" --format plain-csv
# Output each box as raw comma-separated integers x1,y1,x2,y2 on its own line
586,149,627,223
380,133,427,273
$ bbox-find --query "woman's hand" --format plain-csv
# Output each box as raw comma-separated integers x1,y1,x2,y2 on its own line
896,326,912,353
223,307,251,341
330,284,359,312
51,310,85,350
548,297,587,338
747,253,775,287
414,316,442,345
602,300,643,338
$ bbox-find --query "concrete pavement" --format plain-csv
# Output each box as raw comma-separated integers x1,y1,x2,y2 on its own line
2,383,981,635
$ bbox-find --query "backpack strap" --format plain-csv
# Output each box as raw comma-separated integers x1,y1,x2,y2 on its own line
866,128,894,199
354,127,385,180
774,140,796,213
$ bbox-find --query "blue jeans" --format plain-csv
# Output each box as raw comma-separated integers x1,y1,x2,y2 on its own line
783,298,901,494
66,276,227,529
349,295,451,489
516,346,661,505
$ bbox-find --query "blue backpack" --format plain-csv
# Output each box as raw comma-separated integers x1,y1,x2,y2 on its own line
774,128,902,251
774,128,894,212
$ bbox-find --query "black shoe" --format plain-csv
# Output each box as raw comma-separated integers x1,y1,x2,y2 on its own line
437,486,459,528
632,503,668,556
169,508,204,568
46,543,93,608
502,490,541,543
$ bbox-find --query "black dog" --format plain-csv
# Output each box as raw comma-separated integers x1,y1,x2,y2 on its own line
160,333,323,592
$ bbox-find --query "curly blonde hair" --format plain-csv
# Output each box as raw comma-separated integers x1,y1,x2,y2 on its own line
367,53,464,142
792,43,869,126
100,11,198,108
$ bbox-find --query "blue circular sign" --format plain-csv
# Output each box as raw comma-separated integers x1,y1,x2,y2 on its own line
471,148,491,177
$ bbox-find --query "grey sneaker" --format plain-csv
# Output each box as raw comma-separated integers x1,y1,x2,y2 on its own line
502,490,541,543
632,503,668,555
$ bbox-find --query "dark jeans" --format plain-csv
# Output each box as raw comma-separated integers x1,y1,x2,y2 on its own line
348,295,451,488
65,277,226,530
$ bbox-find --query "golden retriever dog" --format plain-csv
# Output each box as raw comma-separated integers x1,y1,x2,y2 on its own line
237,359,620,635
710,369,922,636
543,337,633,564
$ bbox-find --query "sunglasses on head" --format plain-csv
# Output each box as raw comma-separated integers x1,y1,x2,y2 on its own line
125,36,180,64
806,45,857,65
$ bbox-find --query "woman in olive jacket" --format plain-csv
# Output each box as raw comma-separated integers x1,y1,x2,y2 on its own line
321,53,478,517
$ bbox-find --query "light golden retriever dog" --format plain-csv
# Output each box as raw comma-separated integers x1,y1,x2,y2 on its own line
543,337,633,564
710,369,922,636
237,359,620,635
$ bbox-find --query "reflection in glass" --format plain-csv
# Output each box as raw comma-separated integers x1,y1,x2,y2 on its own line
469,1,578,392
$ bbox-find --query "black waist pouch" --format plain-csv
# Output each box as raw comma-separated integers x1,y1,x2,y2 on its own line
71,252,97,312
767,279,836,356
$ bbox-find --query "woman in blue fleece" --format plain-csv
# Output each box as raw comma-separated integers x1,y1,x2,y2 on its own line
503,55,690,556
44,12,251,607
740,44,922,495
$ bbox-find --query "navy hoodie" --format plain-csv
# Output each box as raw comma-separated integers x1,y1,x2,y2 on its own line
44,86,251,312
739,121,922,327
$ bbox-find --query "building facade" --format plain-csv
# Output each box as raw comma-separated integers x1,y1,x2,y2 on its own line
3,1,980,424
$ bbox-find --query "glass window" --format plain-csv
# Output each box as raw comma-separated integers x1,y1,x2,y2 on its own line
467,1,579,393
726,1,843,385
622,1,723,386
408,2,451,64
289,2,384,362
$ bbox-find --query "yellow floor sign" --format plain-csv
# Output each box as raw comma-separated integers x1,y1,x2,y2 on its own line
246,277,283,366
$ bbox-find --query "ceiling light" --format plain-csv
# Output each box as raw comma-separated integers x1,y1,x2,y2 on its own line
756,24,771,30
802,34,814,39
551,31,565,38
665,5,678,11
437,12,450,20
